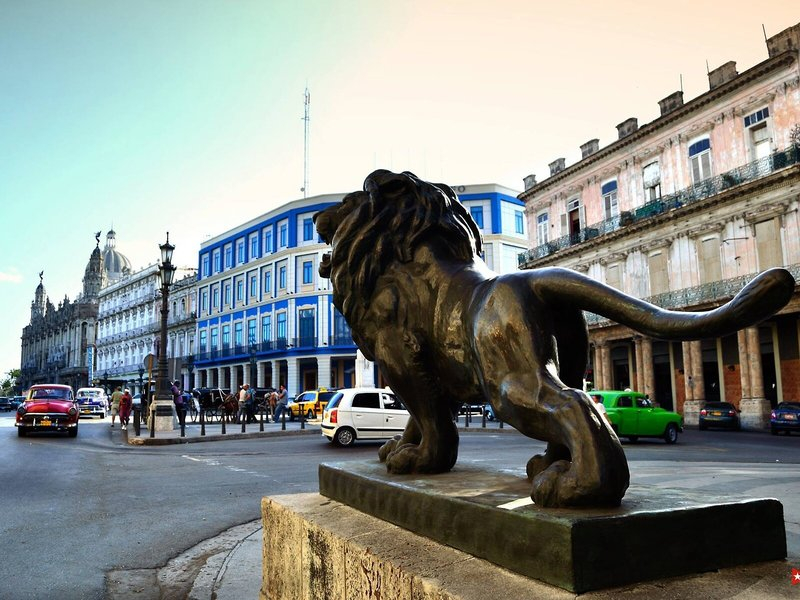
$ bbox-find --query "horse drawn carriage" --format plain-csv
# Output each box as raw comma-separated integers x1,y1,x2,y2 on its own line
191,388,238,422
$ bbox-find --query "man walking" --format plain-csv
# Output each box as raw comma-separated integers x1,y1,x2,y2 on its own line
272,384,288,422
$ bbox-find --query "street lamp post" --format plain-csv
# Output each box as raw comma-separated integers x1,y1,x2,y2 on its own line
249,344,257,389
186,355,195,391
152,233,177,432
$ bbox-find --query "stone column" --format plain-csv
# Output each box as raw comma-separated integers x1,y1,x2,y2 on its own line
243,363,251,389
317,355,332,389
272,361,281,388
737,330,751,400
592,344,604,390
601,343,612,390
642,337,655,404
216,367,224,390
633,337,644,393
287,357,299,399
740,326,770,429
682,341,702,426
256,361,265,388
230,366,239,394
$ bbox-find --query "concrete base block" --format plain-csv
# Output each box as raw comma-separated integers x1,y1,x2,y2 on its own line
682,399,702,426
317,460,786,593
740,397,772,430
152,401,177,432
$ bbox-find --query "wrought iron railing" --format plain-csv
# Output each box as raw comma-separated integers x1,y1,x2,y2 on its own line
584,263,800,326
519,146,800,266
192,333,358,364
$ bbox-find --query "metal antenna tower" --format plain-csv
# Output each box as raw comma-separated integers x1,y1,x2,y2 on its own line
302,86,310,198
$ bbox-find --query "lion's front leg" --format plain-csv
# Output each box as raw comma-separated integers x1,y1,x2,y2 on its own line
378,416,421,462
380,397,459,474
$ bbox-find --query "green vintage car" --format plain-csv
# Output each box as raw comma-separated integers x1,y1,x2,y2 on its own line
589,390,683,444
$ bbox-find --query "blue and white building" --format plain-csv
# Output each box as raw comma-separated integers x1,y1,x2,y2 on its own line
193,183,525,399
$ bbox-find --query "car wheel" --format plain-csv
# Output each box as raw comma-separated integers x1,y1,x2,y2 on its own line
771,427,778,435
663,423,678,444
699,424,707,431
627,436,639,443
68,426,78,438
289,411,296,422
334,427,356,447
17,427,26,437
101,411,107,419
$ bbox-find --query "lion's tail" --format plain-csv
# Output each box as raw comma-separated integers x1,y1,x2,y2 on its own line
534,267,795,341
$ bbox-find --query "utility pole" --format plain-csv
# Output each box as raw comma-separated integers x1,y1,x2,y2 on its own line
302,86,310,198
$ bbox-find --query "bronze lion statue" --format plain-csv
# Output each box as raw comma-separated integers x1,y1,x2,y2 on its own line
314,170,794,508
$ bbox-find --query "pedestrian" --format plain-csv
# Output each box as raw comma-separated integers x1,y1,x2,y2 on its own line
109,386,123,428
238,384,249,424
172,380,186,428
245,385,256,423
119,388,132,431
592,394,610,424
272,384,288,422
267,388,277,422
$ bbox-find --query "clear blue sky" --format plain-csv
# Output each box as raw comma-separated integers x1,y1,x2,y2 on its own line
1,0,797,375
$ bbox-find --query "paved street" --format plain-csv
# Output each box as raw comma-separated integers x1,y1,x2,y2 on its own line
0,412,799,599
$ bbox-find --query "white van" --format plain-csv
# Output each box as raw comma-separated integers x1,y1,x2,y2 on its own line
321,387,409,446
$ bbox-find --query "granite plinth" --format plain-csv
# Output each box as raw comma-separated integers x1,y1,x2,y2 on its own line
318,460,787,593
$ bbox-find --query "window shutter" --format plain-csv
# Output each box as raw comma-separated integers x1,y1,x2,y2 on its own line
560,213,568,236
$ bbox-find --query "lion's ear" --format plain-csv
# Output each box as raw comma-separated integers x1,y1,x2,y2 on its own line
365,170,416,206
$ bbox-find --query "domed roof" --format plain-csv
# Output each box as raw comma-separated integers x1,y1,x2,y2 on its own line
101,229,132,282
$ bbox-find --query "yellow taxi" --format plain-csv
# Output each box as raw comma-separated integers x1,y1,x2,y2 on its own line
287,387,339,420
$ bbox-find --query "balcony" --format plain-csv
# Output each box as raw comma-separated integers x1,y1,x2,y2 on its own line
584,263,800,326
519,146,800,267
192,334,358,365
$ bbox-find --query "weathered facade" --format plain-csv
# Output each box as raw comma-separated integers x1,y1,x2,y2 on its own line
19,237,107,391
96,265,195,394
518,22,800,429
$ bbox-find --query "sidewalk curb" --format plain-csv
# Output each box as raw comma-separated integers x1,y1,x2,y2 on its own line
125,427,321,445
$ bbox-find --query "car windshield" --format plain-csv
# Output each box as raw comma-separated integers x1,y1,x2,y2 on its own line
31,388,70,400
778,402,800,410
319,392,337,403
80,390,102,397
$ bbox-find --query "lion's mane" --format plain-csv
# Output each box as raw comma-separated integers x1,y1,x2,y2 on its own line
328,170,483,325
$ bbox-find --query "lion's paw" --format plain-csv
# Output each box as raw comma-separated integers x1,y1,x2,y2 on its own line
526,454,549,480
530,460,571,507
384,443,422,474
378,436,402,462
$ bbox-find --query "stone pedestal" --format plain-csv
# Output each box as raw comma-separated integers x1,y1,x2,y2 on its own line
683,399,703,426
151,400,177,431
740,397,772,430
316,460,786,593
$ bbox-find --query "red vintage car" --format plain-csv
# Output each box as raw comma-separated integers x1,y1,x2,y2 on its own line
16,384,79,437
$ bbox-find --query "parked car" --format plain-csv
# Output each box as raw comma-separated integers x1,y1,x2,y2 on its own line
288,387,339,420
75,387,109,418
0,397,11,411
16,384,79,437
699,401,741,431
771,402,800,435
590,390,683,443
321,387,409,446
10,396,25,410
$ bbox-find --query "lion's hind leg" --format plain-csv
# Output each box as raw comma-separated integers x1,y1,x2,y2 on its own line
499,373,629,508
526,443,570,480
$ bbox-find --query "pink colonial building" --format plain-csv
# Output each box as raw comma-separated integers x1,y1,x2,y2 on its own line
518,22,800,429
